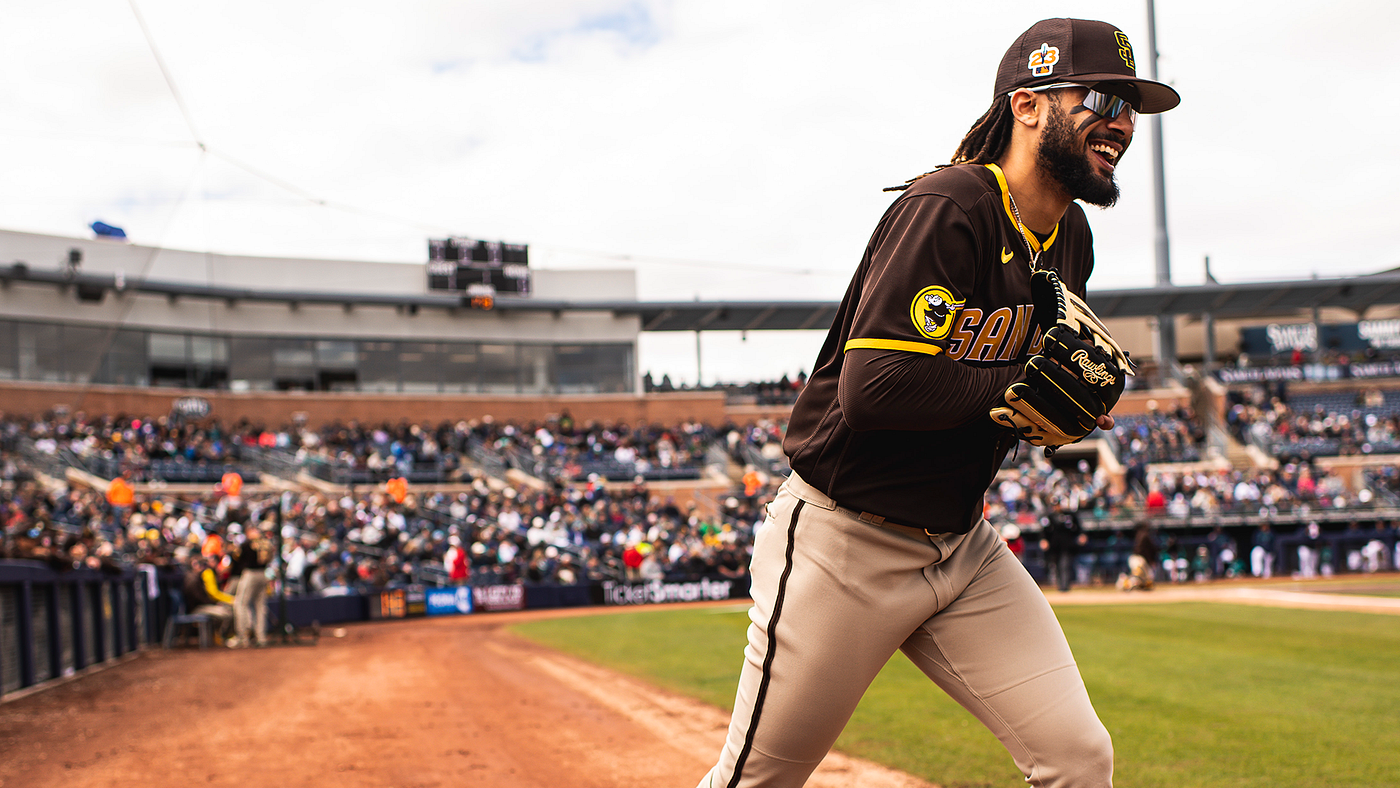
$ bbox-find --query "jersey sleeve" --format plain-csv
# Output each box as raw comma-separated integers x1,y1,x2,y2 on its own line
844,193,982,358
203,568,234,604
839,346,1022,431
836,190,1021,431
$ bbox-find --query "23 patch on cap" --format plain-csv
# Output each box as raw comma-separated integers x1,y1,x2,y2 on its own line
910,286,963,340
1028,43,1059,77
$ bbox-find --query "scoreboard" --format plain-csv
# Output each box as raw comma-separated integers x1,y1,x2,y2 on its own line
426,237,531,297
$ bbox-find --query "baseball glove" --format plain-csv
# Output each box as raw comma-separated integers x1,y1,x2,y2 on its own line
989,269,1133,448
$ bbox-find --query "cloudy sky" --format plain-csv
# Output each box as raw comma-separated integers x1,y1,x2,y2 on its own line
0,1,1394,384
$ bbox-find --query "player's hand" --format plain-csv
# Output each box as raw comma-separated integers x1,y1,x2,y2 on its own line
988,269,1130,447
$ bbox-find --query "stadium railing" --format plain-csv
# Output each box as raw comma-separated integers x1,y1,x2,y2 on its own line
736,441,789,477
465,436,508,480
0,560,151,698
237,444,302,481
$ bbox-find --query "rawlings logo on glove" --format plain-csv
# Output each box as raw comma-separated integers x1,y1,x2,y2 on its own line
1071,349,1116,386
989,269,1132,450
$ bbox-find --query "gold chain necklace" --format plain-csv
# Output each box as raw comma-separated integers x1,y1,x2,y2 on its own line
1005,190,1044,272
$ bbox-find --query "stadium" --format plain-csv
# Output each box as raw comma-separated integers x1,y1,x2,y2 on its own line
3,221,1400,785
3,3,1400,787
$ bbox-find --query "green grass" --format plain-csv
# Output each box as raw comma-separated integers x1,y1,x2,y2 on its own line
512,599,1400,788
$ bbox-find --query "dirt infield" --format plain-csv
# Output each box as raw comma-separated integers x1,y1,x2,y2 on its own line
0,601,932,788
1,582,1395,788
1046,577,1400,615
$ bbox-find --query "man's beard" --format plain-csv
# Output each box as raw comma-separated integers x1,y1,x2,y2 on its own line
1037,101,1119,208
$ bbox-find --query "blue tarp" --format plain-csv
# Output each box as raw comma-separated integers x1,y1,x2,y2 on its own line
90,221,127,240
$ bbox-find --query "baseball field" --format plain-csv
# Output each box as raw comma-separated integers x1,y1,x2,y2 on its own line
0,576,1397,788
513,577,1400,788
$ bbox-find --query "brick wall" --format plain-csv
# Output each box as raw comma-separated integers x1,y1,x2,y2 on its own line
0,381,728,428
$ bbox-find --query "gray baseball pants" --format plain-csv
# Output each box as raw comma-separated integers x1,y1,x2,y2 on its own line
234,570,269,646
697,472,1112,788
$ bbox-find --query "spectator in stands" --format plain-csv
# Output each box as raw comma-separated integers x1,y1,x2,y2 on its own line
638,544,664,582
1144,483,1167,515
715,546,747,580
17,406,1400,603
1000,524,1024,561
445,535,469,586
282,533,312,594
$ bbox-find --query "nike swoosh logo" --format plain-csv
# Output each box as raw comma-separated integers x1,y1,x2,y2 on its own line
1001,247,1014,264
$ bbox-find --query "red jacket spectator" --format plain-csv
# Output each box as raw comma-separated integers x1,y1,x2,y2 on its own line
1145,488,1167,513
445,537,470,585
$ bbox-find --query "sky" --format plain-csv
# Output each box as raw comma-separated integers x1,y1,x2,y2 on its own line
0,1,1395,386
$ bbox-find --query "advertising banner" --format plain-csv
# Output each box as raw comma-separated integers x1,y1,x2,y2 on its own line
1215,366,1306,384
1217,360,1400,384
425,586,474,617
599,576,749,607
473,583,526,612
1240,320,1400,358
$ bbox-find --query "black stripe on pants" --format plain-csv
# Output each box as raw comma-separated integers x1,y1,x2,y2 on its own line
727,498,804,788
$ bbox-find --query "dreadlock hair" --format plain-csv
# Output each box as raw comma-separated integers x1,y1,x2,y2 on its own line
884,96,1015,192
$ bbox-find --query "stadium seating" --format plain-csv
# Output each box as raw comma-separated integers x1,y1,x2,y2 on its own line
3,392,1399,605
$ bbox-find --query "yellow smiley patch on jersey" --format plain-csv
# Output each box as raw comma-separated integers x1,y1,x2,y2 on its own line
910,285,963,341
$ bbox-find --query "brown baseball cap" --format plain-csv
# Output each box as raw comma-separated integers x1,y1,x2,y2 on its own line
994,18,1180,114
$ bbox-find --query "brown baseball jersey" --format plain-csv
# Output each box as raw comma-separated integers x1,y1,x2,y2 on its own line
783,163,1095,534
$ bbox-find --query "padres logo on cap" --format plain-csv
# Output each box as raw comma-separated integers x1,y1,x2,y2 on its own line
1114,31,1135,69
1028,43,1059,77
910,286,963,341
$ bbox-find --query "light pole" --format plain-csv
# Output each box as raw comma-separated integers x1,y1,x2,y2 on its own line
1146,0,1177,384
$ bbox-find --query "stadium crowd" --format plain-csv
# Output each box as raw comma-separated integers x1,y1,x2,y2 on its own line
1226,382,1400,458
1112,404,1206,465
3,389,1399,616
643,372,807,406
0,466,763,591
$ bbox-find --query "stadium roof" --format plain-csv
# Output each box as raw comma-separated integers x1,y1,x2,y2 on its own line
4,262,1400,332
618,272,1400,330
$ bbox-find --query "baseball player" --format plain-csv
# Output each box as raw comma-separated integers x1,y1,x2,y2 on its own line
696,19,1178,788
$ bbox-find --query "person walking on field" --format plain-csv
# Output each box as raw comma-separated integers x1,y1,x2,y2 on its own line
231,522,273,648
697,18,1179,788
1041,497,1084,592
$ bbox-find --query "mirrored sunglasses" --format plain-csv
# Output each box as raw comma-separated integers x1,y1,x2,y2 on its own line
1011,82,1139,125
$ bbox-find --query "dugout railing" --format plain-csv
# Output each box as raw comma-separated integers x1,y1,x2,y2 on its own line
0,560,151,699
